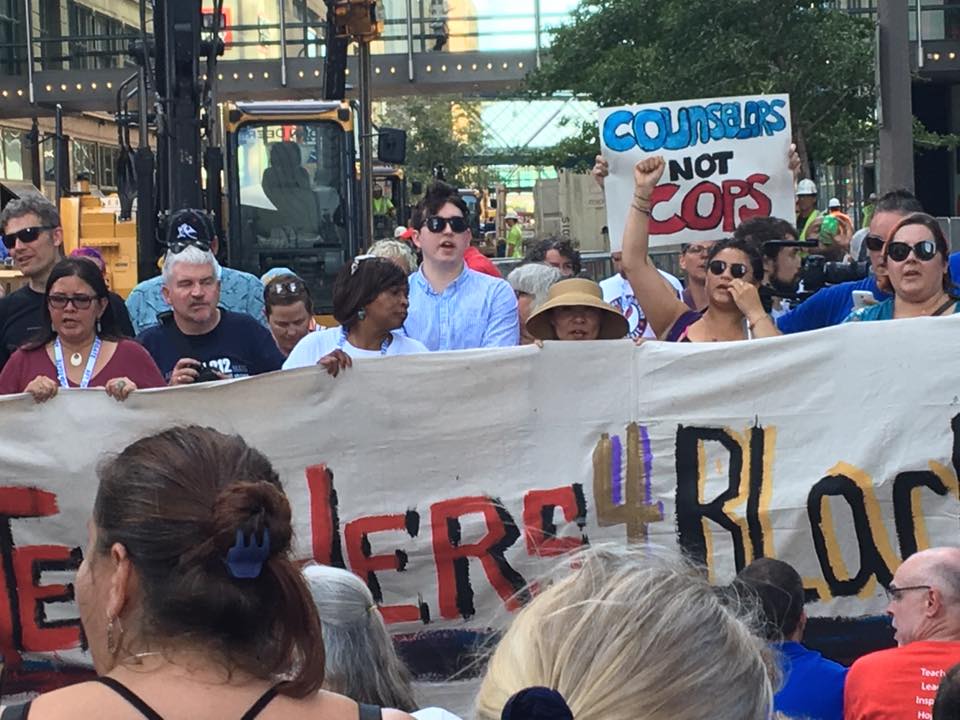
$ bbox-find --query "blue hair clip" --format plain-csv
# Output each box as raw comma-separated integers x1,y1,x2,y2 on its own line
225,527,270,579
501,687,573,720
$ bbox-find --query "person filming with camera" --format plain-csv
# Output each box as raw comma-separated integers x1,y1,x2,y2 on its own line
138,210,285,385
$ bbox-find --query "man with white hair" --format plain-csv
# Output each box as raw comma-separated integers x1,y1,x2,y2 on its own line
125,209,266,334
137,222,284,384
844,547,960,719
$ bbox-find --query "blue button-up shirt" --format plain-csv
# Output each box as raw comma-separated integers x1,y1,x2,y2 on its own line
405,266,519,351
125,267,267,335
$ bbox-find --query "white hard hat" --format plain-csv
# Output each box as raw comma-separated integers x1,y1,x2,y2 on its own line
505,210,520,221
828,197,841,209
796,179,818,196
393,226,408,238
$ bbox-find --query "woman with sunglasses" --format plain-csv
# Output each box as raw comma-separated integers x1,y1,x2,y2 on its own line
846,213,959,322
283,255,428,376
0,258,165,402
264,273,317,356
621,157,777,342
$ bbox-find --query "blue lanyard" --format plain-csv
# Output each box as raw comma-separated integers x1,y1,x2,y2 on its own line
337,327,391,355
53,337,102,388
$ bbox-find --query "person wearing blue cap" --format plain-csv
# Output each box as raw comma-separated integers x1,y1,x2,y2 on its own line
125,209,267,335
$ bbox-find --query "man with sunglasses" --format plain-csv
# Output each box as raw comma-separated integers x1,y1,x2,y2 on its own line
844,547,960,720
125,209,266,335
0,195,134,370
404,182,518,350
776,189,924,334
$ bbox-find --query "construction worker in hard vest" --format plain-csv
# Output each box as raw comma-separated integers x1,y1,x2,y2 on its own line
796,179,820,240
504,210,524,258
372,185,395,219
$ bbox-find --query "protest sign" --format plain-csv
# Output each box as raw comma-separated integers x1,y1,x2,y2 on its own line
0,316,957,708
599,94,795,249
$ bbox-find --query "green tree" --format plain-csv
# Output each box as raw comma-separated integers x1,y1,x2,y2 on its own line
377,96,493,190
527,0,876,176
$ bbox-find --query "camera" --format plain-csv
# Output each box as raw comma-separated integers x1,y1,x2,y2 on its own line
189,361,223,384
799,255,870,294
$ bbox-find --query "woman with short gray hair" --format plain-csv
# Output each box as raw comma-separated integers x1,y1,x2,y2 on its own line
505,263,562,345
303,564,418,712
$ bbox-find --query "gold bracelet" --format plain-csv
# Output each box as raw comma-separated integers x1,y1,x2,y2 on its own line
748,314,770,330
631,203,651,215
634,192,652,202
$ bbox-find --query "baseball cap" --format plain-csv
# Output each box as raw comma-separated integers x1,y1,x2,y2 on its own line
166,208,215,253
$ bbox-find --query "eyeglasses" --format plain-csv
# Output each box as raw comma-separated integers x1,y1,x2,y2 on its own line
708,260,749,279
424,216,469,234
864,234,885,252
1,225,56,250
683,244,711,256
47,293,98,310
167,238,212,255
887,240,938,263
884,584,931,602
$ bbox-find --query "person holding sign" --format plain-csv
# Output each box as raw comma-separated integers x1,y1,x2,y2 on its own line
845,213,960,322
0,258,164,402
283,255,428,376
525,278,629,341
621,157,777,342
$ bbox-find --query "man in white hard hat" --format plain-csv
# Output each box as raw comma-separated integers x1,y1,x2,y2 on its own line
827,197,842,212
796,178,820,240
504,210,523,259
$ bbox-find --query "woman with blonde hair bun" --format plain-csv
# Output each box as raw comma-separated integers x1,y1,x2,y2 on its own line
475,548,775,720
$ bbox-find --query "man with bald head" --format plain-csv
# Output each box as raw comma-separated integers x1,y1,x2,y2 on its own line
844,547,960,720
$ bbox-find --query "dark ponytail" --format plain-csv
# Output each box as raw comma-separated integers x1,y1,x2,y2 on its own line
94,426,325,697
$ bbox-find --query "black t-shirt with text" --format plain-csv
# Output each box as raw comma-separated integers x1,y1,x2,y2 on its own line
137,309,284,381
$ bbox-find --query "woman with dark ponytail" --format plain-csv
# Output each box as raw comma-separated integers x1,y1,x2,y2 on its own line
0,426,413,720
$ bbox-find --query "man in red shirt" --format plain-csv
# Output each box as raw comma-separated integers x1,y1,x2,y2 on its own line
844,547,960,720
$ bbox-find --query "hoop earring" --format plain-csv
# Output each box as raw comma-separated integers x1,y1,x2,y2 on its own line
106,615,124,656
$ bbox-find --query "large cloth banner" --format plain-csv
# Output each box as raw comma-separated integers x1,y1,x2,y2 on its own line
0,317,958,702
599,94,795,249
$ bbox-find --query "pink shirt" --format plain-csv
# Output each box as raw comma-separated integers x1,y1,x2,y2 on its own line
0,339,166,394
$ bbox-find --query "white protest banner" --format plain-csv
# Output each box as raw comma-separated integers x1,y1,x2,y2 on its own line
0,317,957,707
599,94,795,249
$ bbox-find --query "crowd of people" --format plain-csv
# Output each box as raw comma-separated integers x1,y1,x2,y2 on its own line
2,156,947,402
1,153,960,718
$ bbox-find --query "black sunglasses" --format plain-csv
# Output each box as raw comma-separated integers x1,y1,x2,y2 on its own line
424,216,469,234
269,281,303,295
864,234,885,252
887,240,938,263
1,225,56,250
708,260,749,279
47,293,98,310
167,238,212,254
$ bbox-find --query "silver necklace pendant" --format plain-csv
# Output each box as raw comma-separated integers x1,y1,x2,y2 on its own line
69,352,83,367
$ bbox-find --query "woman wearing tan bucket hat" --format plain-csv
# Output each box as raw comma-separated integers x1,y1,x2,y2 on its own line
526,278,629,341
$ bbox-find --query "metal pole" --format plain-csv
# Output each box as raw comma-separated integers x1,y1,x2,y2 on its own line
916,0,924,68
877,0,915,192
54,104,63,205
359,39,374,248
278,0,288,86
533,0,542,69
405,0,415,81
24,0,35,103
